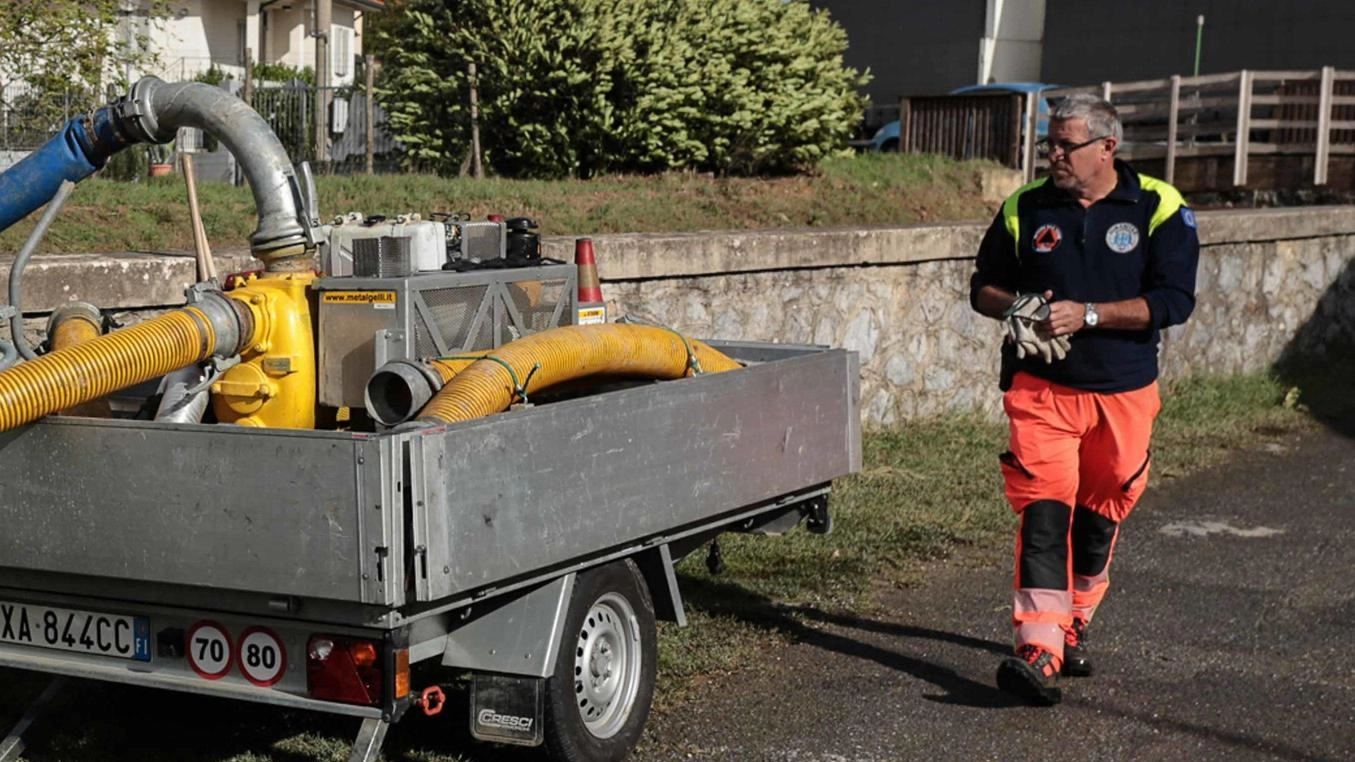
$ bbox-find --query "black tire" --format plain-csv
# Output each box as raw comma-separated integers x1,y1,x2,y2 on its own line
543,559,657,762
879,138,900,153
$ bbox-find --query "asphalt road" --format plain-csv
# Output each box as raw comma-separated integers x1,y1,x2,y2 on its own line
635,424,1355,762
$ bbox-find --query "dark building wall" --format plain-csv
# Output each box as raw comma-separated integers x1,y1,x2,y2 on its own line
1042,0,1355,85
812,1,986,104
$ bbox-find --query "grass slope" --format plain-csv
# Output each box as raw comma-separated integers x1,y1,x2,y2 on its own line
0,154,995,256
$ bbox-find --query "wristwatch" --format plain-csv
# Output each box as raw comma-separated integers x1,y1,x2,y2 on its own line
1083,302,1100,328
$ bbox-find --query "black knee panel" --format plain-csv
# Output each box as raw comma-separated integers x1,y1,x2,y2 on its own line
1072,505,1119,576
1019,500,1072,590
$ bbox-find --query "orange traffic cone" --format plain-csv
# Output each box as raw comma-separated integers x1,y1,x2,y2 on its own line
575,238,606,325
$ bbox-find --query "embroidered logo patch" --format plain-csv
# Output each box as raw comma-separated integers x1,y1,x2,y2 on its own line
1181,208,1197,229
1032,223,1062,253
1106,222,1140,253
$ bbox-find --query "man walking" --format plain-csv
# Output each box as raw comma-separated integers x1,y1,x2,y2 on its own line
969,93,1200,705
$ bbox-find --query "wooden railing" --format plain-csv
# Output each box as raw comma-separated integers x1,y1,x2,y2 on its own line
1030,67,1355,188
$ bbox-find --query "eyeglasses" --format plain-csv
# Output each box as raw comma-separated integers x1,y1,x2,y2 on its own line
1036,135,1112,158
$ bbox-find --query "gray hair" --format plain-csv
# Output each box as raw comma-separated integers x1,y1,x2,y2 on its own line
1050,93,1123,142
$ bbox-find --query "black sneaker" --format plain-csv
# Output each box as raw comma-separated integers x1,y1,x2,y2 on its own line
1062,618,1093,677
996,644,1063,705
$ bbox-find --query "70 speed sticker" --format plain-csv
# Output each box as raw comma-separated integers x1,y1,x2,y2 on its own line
187,621,233,680
186,621,287,686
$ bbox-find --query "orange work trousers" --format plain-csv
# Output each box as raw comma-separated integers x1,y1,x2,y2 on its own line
999,371,1161,658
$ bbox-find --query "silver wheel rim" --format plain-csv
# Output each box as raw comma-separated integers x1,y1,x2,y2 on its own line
574,592,641,739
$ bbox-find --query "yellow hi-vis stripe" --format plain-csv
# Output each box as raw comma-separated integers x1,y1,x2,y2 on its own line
1137,173,1187,235
1003,178,1049,257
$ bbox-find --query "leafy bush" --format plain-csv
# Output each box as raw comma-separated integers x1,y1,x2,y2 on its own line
370,0,868,178
252,62,315,86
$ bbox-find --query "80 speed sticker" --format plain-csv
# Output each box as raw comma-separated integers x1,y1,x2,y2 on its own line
237,626,287,686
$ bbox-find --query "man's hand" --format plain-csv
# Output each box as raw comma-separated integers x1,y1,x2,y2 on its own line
1037,290,1088,337
1004,293,1072,364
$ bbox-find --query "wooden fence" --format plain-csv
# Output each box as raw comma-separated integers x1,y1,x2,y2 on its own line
1030,67,1355,190
898,93,1025,167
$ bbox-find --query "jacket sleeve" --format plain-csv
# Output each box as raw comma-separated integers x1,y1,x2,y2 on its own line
1142,206,1200,329
969,210,1018,312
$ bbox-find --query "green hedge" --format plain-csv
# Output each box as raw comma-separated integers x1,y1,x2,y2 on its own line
370,0,868,178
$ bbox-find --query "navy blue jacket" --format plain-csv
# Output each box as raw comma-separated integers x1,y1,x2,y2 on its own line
970,160,1200,392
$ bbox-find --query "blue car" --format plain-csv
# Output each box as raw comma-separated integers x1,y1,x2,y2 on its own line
869,82,1057,152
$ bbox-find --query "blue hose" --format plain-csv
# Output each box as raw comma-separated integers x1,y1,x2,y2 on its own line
0,110,131,234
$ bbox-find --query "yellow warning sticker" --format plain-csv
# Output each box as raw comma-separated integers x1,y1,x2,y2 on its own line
577,306,607,325
322,291,398,306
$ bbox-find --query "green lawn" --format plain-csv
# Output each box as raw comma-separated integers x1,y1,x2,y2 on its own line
0,153,997,256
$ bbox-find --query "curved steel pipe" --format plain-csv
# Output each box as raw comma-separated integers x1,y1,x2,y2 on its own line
113,77,312,267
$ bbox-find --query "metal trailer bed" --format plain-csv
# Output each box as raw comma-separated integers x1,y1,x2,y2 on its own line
0,341,860,761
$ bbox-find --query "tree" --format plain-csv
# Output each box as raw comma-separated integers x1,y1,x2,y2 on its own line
0,0,170,138
369,0,868,178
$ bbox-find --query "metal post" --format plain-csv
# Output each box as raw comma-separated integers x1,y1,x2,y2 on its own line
313,0,332,165
1233,70,1252,186
239,50,255,188
899,97,912,154
365,54,375,175
243,49,255,106
1101,81,1112,102
469,61,483,180
1166,74,1181,184
0,678,66,762
1022,90,1039,180
1315,65,1334,186
1193,15,1205,77
346,718,390,762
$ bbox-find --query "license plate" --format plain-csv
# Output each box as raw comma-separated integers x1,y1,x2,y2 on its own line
0,599,150,662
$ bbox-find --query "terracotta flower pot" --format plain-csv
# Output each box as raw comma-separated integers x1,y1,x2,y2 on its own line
149,162,174,177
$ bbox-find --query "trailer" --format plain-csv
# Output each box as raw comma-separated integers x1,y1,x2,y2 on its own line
0,78,861,762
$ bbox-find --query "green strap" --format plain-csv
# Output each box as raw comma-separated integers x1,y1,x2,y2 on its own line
661,327,703,375
439,354,542,405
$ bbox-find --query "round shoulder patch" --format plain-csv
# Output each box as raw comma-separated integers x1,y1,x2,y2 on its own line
1105,222,1140,253
1032,223,1062,253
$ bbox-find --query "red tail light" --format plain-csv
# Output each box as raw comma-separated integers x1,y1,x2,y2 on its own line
306,635,382,705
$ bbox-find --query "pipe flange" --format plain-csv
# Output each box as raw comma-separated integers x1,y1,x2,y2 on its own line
186,285,251,359
114,76,172,144
46,301,104,338
365,360,444,427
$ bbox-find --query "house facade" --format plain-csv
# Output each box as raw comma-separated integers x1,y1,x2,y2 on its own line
142,0,384,86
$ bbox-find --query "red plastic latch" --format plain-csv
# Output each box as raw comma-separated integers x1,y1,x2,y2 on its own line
419,685,446,716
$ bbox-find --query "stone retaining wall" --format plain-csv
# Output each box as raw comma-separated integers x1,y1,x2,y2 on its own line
4,206,1353,423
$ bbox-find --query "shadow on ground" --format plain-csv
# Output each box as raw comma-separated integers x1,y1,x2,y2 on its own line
676,575,1020,709
0,666,540,762
1273,256,1355,437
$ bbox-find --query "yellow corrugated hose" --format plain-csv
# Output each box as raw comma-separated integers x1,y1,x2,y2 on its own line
418,324,742,424
48,310,112,418
0,308,217,432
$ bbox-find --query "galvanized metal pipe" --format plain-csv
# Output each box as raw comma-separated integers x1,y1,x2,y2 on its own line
113,77,312,267
8,181,76,362
154,364,211,424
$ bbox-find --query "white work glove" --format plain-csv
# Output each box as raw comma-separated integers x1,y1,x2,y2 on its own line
1003,293,1072,364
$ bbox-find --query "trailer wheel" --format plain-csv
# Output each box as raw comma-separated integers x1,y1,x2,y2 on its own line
544,558,657,762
